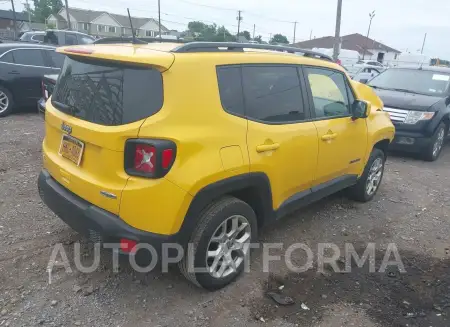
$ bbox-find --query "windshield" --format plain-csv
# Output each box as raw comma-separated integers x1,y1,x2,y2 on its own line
52,56,163,126
368,69,450,96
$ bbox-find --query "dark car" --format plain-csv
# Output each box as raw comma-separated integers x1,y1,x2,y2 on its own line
44,30,94,46
19,31,45,43
368,66,450,161
0,43,65,117
38,74,58,116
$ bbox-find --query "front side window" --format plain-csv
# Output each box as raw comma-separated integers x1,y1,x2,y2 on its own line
242,65,305,123
13,49,46,67
65,33,77,45
78,35,94,44
48,51,65,68
305,67,351,118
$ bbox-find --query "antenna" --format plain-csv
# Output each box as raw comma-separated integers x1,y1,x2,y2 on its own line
127,8,145,44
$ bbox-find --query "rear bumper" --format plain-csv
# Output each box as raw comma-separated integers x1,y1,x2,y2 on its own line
389,130,432,153
38,170,178,252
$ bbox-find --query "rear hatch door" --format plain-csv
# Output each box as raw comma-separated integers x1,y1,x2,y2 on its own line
43,45,173,214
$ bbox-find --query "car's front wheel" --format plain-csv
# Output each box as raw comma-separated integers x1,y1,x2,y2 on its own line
348,148,385,202
179,197,257,290
423,122,447,162
0,86,14,118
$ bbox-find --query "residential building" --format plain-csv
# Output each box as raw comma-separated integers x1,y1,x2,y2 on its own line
293,33,401,63
46,7,168,38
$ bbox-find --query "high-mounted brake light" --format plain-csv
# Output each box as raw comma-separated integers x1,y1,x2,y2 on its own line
64,48,94,55
124,139,176,178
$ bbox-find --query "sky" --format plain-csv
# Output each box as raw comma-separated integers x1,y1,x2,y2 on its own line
2,0,450,59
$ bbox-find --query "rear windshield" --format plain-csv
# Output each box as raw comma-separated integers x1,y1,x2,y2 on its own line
52,56,163,126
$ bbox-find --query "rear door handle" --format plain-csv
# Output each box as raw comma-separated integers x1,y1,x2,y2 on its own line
256,143,280,153
321,133,338,141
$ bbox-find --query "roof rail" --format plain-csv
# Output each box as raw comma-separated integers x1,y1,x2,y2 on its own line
93,36,186,45
171,42,333,61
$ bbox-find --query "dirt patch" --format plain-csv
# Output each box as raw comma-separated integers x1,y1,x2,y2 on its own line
251,248,450,326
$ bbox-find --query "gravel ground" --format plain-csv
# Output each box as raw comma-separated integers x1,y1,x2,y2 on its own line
1,112,450,327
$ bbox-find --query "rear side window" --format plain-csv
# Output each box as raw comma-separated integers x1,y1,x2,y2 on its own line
52,56,163,126
242,65,305,122
217,66,244,116
32,34,44,42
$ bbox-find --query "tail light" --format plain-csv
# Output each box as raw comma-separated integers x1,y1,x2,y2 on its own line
124,139,176,178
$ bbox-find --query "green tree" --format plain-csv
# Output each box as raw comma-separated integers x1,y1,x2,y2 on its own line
270,33,289,45
216,26,236,42
32,0,63,23
253,35,263,43
188,21,217,41
238,30,251,41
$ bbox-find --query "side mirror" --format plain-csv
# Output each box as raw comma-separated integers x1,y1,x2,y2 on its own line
352,100,370,120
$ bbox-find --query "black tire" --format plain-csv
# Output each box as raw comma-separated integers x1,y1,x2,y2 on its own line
348,148,385,202
423,122,447,162
0,86,14,118
179,196,258,290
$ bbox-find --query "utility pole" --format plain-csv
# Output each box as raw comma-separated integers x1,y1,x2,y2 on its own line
421,32,427,54
252,24,255,40
269,33,272,43
309,29,312,40
24,0,31,26
293,21,297,44
10,0,18,39
64,0,72,30
158,0,162,40
362,10,376,59
332,0,342,62
236,10,242,38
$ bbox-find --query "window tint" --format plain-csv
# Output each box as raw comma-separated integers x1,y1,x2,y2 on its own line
52,57,163,126
242,66,305,122
47,51,65,68
13,49,46,67
305,67,351,118
78,35,93,44
65,33,78,45
217,66,244,116
0,52,14,63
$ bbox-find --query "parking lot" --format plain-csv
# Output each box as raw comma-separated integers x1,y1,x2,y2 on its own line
1,112,450,327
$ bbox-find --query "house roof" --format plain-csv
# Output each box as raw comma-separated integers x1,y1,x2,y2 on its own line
66,8,104,23
56,7,168,31
0,9,28,21
293,33,400,55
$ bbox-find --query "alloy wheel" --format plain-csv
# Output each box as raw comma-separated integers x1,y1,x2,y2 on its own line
0,91,9,114
206,215,251,279
366,158,383,196
433,128,445,158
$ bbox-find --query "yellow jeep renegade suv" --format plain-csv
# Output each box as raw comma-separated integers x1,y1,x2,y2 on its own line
38,42,394,290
